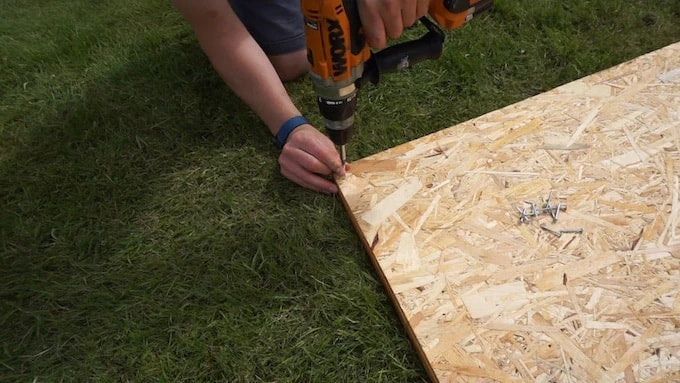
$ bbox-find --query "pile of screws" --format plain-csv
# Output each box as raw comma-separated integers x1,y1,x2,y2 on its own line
515,192,566,224
515,192,584,237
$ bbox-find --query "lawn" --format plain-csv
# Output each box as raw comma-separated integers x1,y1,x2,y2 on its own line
1,1,678,381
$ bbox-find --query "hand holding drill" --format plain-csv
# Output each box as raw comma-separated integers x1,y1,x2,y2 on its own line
302,0,493,165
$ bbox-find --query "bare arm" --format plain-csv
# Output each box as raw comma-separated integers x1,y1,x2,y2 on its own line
173,0,345,193
173,0,297,133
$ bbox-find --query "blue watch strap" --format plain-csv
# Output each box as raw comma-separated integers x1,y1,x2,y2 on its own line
275,116,309,149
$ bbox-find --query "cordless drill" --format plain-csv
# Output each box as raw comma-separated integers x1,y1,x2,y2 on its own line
301,0,493,164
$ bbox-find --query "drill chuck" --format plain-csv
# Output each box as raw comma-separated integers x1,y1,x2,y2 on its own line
302,0,493,164
325,120,354,146
317,89,358,146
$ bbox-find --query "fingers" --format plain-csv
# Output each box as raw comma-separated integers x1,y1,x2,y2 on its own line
286,125,345,175
281,143,332,176
358,0,431,49
280,160,338,194
358,1,391,49
401,0,418,28
278,125,346,194
416,0,430,20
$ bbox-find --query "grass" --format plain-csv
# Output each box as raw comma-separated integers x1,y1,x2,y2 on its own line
1,0,678,381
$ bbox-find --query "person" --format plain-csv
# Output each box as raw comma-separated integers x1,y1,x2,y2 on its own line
173,0,430,194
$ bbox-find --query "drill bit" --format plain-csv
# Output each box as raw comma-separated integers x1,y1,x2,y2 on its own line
340,145,347,166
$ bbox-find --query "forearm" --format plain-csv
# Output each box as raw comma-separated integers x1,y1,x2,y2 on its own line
173,0,300,135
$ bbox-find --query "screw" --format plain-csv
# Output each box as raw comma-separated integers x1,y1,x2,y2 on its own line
516,206,530,224
521,210,530,224
553,202,562,222
525,201,539,217
540,224,562,237
544,191,553,210
538,205,566,214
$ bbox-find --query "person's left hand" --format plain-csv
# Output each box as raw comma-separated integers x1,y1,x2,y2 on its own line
357,0,430,49
278,124,346,194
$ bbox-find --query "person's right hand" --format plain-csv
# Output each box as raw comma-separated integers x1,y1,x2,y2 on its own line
357,0,431,49
278,124,346,194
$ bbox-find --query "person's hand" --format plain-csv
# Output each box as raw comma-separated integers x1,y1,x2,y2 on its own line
278,124,346,194
357,0,430,49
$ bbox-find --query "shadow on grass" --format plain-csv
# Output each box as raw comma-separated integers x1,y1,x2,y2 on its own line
0,33,425,381
9,1,676,379
1,38,264,257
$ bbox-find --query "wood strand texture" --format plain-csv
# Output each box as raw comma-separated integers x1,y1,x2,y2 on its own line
337,42,680,383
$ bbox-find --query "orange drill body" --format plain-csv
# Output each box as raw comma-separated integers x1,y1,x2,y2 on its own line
302,0,370,86
301,0,493,163
429,0,493,29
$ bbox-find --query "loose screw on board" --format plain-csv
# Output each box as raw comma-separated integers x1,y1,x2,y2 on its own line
516,206,531,224
540,224,583,237
540,224,563,237
515,192,567,224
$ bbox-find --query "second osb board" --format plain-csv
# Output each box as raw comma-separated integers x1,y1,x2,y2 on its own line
337,42,679,382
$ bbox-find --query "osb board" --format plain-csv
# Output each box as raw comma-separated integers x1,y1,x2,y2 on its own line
337,42,680,382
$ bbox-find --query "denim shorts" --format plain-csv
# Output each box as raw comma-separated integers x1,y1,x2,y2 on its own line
230,0,306,55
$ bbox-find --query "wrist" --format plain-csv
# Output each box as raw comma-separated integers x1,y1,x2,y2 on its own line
275,115,309,149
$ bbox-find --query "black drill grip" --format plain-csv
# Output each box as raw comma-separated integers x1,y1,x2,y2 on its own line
342,0,366,56
357,17,445,87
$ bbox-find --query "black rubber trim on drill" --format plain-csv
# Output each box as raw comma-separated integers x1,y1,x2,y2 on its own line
356,17,444,88
444,0,471,13
472,0,494,14
317,93,357,122
446,0,494,14
342,0,365,56
317,92,356,146
326,125,354,146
